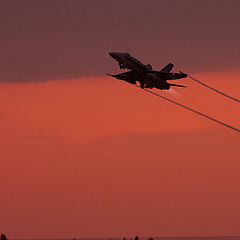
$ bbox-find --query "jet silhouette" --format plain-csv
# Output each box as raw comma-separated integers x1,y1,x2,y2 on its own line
108,52,187,90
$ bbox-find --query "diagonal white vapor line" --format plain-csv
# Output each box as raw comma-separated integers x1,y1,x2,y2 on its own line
189,75,240,103
132,84,240,133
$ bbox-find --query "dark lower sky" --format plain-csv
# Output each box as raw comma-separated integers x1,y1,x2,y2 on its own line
1,0,240,82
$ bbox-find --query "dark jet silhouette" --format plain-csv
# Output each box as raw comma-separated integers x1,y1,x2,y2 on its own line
108,52,187,90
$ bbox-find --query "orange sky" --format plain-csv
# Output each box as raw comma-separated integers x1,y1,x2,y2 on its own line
0,71,240,238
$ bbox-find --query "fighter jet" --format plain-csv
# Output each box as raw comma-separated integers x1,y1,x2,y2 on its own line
107,52,188,90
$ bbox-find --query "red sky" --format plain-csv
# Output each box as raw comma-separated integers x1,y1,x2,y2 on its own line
1,0,240,238
0,71,239,238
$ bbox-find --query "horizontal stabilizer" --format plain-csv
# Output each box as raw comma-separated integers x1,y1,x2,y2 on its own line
179,71,188,76
169,83,187,88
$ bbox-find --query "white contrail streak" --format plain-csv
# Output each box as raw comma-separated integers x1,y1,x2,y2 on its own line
189,75,240,103
132,84,240,133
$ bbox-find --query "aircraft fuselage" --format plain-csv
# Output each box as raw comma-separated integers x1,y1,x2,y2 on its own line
108,52,187,90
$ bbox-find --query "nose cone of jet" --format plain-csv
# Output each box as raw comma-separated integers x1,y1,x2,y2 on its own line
109,52,118,58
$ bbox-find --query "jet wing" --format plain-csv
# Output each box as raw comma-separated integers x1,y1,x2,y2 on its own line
160,63,174,72
107,71,137,84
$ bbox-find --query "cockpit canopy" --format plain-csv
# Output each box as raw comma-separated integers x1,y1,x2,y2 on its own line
122,52,130,56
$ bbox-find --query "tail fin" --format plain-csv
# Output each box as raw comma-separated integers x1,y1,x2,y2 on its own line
161,63,174,72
